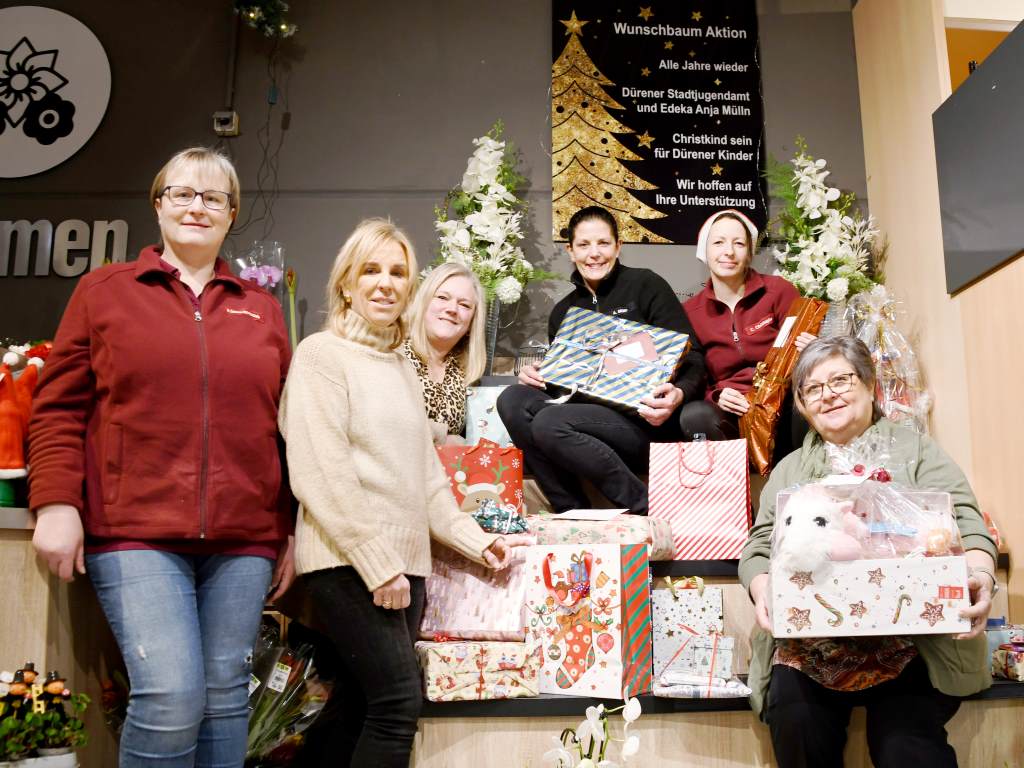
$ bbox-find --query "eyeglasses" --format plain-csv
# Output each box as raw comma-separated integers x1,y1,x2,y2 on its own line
800,372,858,403
160,185,232,211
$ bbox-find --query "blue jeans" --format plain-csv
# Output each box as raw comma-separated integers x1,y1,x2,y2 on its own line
87,550,273,768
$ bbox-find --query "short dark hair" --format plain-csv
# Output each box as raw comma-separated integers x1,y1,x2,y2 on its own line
792,336,883,419
567,206,619,244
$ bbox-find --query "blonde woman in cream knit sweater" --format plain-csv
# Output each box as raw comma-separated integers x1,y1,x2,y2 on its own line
279,218,515,767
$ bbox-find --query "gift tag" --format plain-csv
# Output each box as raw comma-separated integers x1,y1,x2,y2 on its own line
267,662,291,693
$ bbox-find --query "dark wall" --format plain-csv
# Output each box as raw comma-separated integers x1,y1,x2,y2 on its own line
0,0,866,350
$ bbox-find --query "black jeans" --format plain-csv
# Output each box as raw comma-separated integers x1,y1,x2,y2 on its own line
299,567,425,768
496,384,682,515
767,658,961,768
678,392,809,461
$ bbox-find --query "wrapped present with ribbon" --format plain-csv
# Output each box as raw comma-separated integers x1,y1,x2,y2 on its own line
653,671,752,699
437,439,524,514
472,498,529,534
415,640,541,701
992,642,1024,682
525,543,653,698
420,543,529,642
526,511,674,561
651,577,725,681
537,306,690,411
740,296,828,476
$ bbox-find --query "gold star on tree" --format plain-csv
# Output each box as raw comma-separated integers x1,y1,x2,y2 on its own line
714,78,722,86
640,66,651,76
711,163,723,175
692,11,703,21
637,131,654,148
664,41,674,50
561,10,588,35
638,6,654,21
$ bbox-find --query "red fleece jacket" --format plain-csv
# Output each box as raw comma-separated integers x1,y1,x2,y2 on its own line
28,246,292,543
683,270,799,403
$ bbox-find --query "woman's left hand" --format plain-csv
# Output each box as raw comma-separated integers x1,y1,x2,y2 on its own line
794,332,817,352
957,551,997,640
639,383,683,427
483,536,528,570
267,534,296,603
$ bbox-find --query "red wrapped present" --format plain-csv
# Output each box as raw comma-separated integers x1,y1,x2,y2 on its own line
437,439,524,514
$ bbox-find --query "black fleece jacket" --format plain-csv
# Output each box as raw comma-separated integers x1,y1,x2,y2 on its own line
547,262,707,404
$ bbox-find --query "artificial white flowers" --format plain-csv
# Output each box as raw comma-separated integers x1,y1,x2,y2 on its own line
765,138,884,302
433,122,557,304
542,697,642,767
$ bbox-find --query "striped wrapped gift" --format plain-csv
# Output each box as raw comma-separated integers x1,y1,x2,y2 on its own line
524,543,652,698
648,439,751,560
538,306,690,411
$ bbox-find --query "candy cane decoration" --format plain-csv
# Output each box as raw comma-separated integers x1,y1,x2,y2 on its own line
814,593,843,627
892,593,912,624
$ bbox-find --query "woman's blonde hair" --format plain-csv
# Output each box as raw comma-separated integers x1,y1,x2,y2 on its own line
407,261,487,383
324,218,416,346
150,147,241,215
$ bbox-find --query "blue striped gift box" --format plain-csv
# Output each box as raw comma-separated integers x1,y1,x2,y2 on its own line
538,306,690,411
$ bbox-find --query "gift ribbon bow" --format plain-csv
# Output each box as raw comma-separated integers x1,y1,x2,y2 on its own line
663,575,705,598
548,328,675,402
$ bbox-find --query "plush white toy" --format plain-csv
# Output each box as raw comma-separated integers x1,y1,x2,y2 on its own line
775,484,866,573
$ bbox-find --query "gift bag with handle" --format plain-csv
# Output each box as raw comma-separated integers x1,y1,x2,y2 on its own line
648,439,751,560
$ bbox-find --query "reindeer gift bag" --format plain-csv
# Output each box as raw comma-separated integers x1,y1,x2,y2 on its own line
525,543,653,698
437,439,525,515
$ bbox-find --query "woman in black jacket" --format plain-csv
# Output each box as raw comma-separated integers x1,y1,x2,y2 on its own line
497,206,705,515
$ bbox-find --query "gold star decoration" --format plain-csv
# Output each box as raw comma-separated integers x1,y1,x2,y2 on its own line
637,131,654,148
714,78,722,86
640,66,651,76
867,567,886,587
692,11,703,21
664,40,674,50
561,10,588,35
638,6,654,21
787,607,812,631
688,50,696,58
789,571,814,590
710,163,723,176
666,628,675,637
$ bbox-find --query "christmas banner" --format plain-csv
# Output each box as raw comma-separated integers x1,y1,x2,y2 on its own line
552,1,766,244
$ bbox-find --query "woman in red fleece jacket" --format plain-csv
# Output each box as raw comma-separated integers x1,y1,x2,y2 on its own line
29,147,293,768
680,210,814,455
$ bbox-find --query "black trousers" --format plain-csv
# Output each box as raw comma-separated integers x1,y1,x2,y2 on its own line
298,567,426,768
496,384,684,515
678,391,809,461
767,658,961,768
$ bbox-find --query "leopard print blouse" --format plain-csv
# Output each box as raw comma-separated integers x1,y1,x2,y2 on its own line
401,340,467,436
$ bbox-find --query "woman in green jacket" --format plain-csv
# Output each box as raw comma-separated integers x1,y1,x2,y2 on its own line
738,336,997,768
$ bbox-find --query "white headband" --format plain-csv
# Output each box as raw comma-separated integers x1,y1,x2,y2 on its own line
695,209,759,264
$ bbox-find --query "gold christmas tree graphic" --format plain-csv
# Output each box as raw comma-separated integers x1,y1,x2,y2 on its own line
552,10,669,243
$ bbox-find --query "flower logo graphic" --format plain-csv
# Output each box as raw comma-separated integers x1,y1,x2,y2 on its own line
0,37,76,145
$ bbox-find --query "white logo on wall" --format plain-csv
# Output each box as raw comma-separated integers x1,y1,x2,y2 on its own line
0,6,111,178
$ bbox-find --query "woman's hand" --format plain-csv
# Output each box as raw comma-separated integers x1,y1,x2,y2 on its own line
717,387,750,416
749,573,773,633
517,364,546,389
373,574,411,610
957,551,997,640
32,504,86,582
483,536,528,570
639,383,683,426
794,332,816,352
267,534,296,603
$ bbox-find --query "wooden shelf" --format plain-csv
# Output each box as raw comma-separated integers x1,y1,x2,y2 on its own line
421,678,1024,718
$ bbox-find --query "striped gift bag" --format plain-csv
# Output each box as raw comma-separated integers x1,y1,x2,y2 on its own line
648,440,751,560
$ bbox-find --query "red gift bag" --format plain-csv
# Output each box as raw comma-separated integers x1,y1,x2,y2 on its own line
436,439,524,514
648,440,751,560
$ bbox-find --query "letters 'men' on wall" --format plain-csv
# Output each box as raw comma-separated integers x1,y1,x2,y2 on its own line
1,219,129,277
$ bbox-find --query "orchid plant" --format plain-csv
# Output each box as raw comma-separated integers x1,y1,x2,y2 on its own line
765,137,884,303
541,697,642,767
433,122,558,305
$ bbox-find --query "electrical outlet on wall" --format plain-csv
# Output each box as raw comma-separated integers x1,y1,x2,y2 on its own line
213,110,240,137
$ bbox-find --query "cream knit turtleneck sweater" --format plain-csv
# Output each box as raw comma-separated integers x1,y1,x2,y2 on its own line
279,310,497,590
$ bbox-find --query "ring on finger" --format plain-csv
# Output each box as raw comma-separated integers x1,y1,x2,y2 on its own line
382,600,393,608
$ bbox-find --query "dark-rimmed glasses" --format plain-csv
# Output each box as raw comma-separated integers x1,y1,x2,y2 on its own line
800,372,858,403
160,185,232,211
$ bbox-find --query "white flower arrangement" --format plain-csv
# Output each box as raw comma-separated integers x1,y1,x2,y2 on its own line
765,138,884,302
541,697,642,767
433,122,557,304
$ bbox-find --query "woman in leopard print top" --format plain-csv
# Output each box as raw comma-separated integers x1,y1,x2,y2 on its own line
403,262,486,443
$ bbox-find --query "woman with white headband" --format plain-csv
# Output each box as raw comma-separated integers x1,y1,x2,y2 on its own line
679,209,814,456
